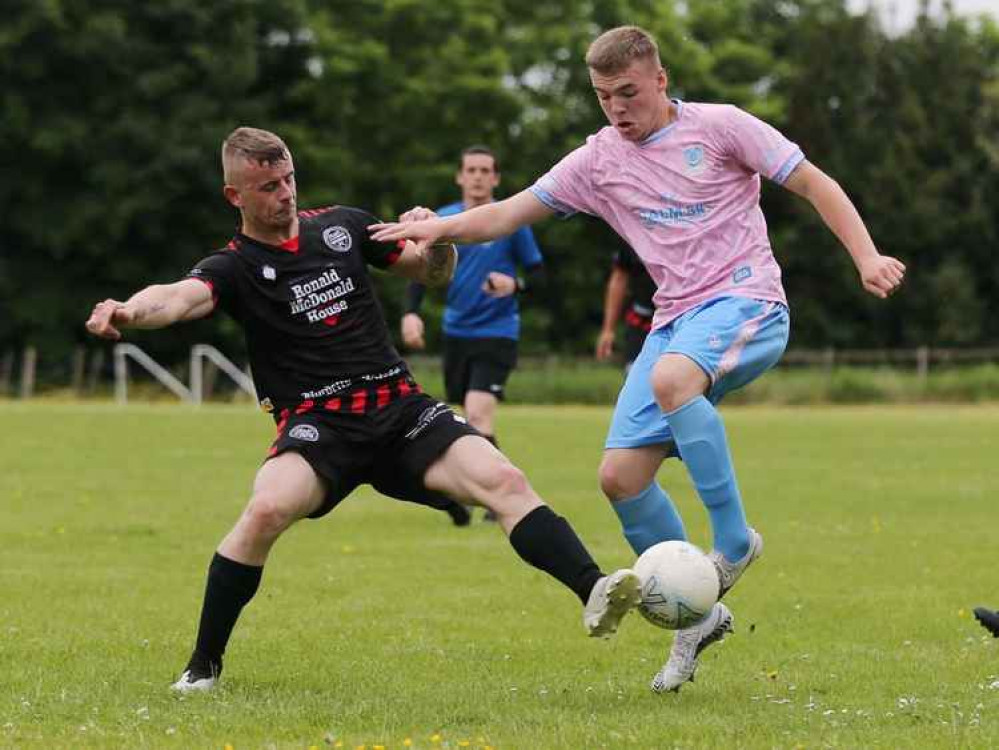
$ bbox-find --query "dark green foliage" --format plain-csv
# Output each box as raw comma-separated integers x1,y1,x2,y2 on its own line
2,0,997,377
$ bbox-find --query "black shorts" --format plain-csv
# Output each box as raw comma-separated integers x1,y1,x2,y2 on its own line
268,393,479,518
442,335,518,403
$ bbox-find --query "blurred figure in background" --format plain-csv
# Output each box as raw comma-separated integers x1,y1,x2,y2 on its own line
596,241,656,371
401,145,545,521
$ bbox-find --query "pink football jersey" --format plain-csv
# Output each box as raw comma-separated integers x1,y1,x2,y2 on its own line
530,100,804,329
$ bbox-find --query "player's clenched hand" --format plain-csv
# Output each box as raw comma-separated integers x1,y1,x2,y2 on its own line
400,312,426,350
482,272,516,298
85,299,133,340
370,218,444,247
398,206,438,223
858,254,906,299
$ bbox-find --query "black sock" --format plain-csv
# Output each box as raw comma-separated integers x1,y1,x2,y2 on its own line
508,506,603,604
189,552,263,674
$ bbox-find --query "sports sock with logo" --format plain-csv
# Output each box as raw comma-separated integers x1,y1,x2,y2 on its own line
667,396,750,562
189,552,263,674
508,506,603,603
612,481,687,555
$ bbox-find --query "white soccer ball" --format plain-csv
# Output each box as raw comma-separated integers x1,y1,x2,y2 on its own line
634,540,720,630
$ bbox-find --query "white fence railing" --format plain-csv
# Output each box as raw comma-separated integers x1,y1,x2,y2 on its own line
1,345,998,400
108,344,256,405
189,344,256,405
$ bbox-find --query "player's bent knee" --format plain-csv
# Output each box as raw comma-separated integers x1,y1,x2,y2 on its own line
243,494,299,539
599,456,640,500
482,458,530,500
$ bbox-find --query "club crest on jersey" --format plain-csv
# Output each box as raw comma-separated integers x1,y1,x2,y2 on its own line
323,226,352,253
262,264,277,281
683,145,705,173
289,424,320,442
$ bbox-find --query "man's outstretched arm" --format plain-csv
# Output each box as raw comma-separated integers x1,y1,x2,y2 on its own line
372,190,556,247
783,160,906,299
85,279,214,340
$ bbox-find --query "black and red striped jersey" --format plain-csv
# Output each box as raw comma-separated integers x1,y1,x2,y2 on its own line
187,205,407,412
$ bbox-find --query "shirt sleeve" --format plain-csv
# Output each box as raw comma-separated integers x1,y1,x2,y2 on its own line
512,225,543,269
351,208,404,269
529,140,599,217
721,105,805,185
186,251,237,312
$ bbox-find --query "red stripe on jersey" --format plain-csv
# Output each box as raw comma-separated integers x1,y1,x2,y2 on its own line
295,399,314,414
376,384,390,408
267,445,279,457
350,390,367,414
397,378,412,397
624,309,653,332
226,240,238,251
279,236,300,253
322,315,340,327
384,247,403,266
187,276,219,312
325,397,342,411
274,408,290,437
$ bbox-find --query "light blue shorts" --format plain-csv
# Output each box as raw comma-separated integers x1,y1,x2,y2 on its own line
604,297,790,450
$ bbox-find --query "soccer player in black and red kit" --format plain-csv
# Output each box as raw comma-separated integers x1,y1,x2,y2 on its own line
85,127,640,692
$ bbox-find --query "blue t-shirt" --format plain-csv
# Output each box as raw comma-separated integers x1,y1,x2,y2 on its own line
438,201,543,340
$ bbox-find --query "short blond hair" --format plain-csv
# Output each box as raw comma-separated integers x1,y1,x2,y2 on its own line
222,127,290,183
585,26,661,75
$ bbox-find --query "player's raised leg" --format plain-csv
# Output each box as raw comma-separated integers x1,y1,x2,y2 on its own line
171,451,325,693
423,435,640,637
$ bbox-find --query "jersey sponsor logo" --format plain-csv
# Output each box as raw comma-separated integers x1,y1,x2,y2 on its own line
301,378,353,401
262,264,277,281
733,265,752,283
638,194,709,228
360,365,404,381
288,267,356,324
708,334,722,350
288,424,320,442
322,226,353,253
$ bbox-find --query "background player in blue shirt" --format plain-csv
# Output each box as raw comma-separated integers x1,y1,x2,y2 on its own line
401,146,544,519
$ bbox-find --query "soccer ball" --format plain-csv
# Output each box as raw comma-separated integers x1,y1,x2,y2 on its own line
634,541,720,630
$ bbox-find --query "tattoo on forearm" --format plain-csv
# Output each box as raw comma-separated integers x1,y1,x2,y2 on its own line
132,302,166,323
425,244,455,285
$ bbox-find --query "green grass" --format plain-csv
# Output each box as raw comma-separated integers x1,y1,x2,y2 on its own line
1,403,998,748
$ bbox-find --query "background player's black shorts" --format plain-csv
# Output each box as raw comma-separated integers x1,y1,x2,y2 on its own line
268,393,480,518
443,335,518,403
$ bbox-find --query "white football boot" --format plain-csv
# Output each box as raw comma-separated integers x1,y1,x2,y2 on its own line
584,569,642,637
170,667,218,694
709,528,764,598
650,601,733,693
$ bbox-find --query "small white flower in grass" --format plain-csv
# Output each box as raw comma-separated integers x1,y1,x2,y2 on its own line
823,710,835,716
136,706,149,719
166,728,176,735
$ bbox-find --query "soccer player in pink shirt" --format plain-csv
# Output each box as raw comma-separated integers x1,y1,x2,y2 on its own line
373,25,905,693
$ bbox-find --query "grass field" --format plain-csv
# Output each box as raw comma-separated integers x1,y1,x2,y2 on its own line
1,403,998,749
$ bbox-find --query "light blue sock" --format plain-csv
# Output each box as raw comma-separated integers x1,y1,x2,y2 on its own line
612,482,686,556
667,396,749,562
